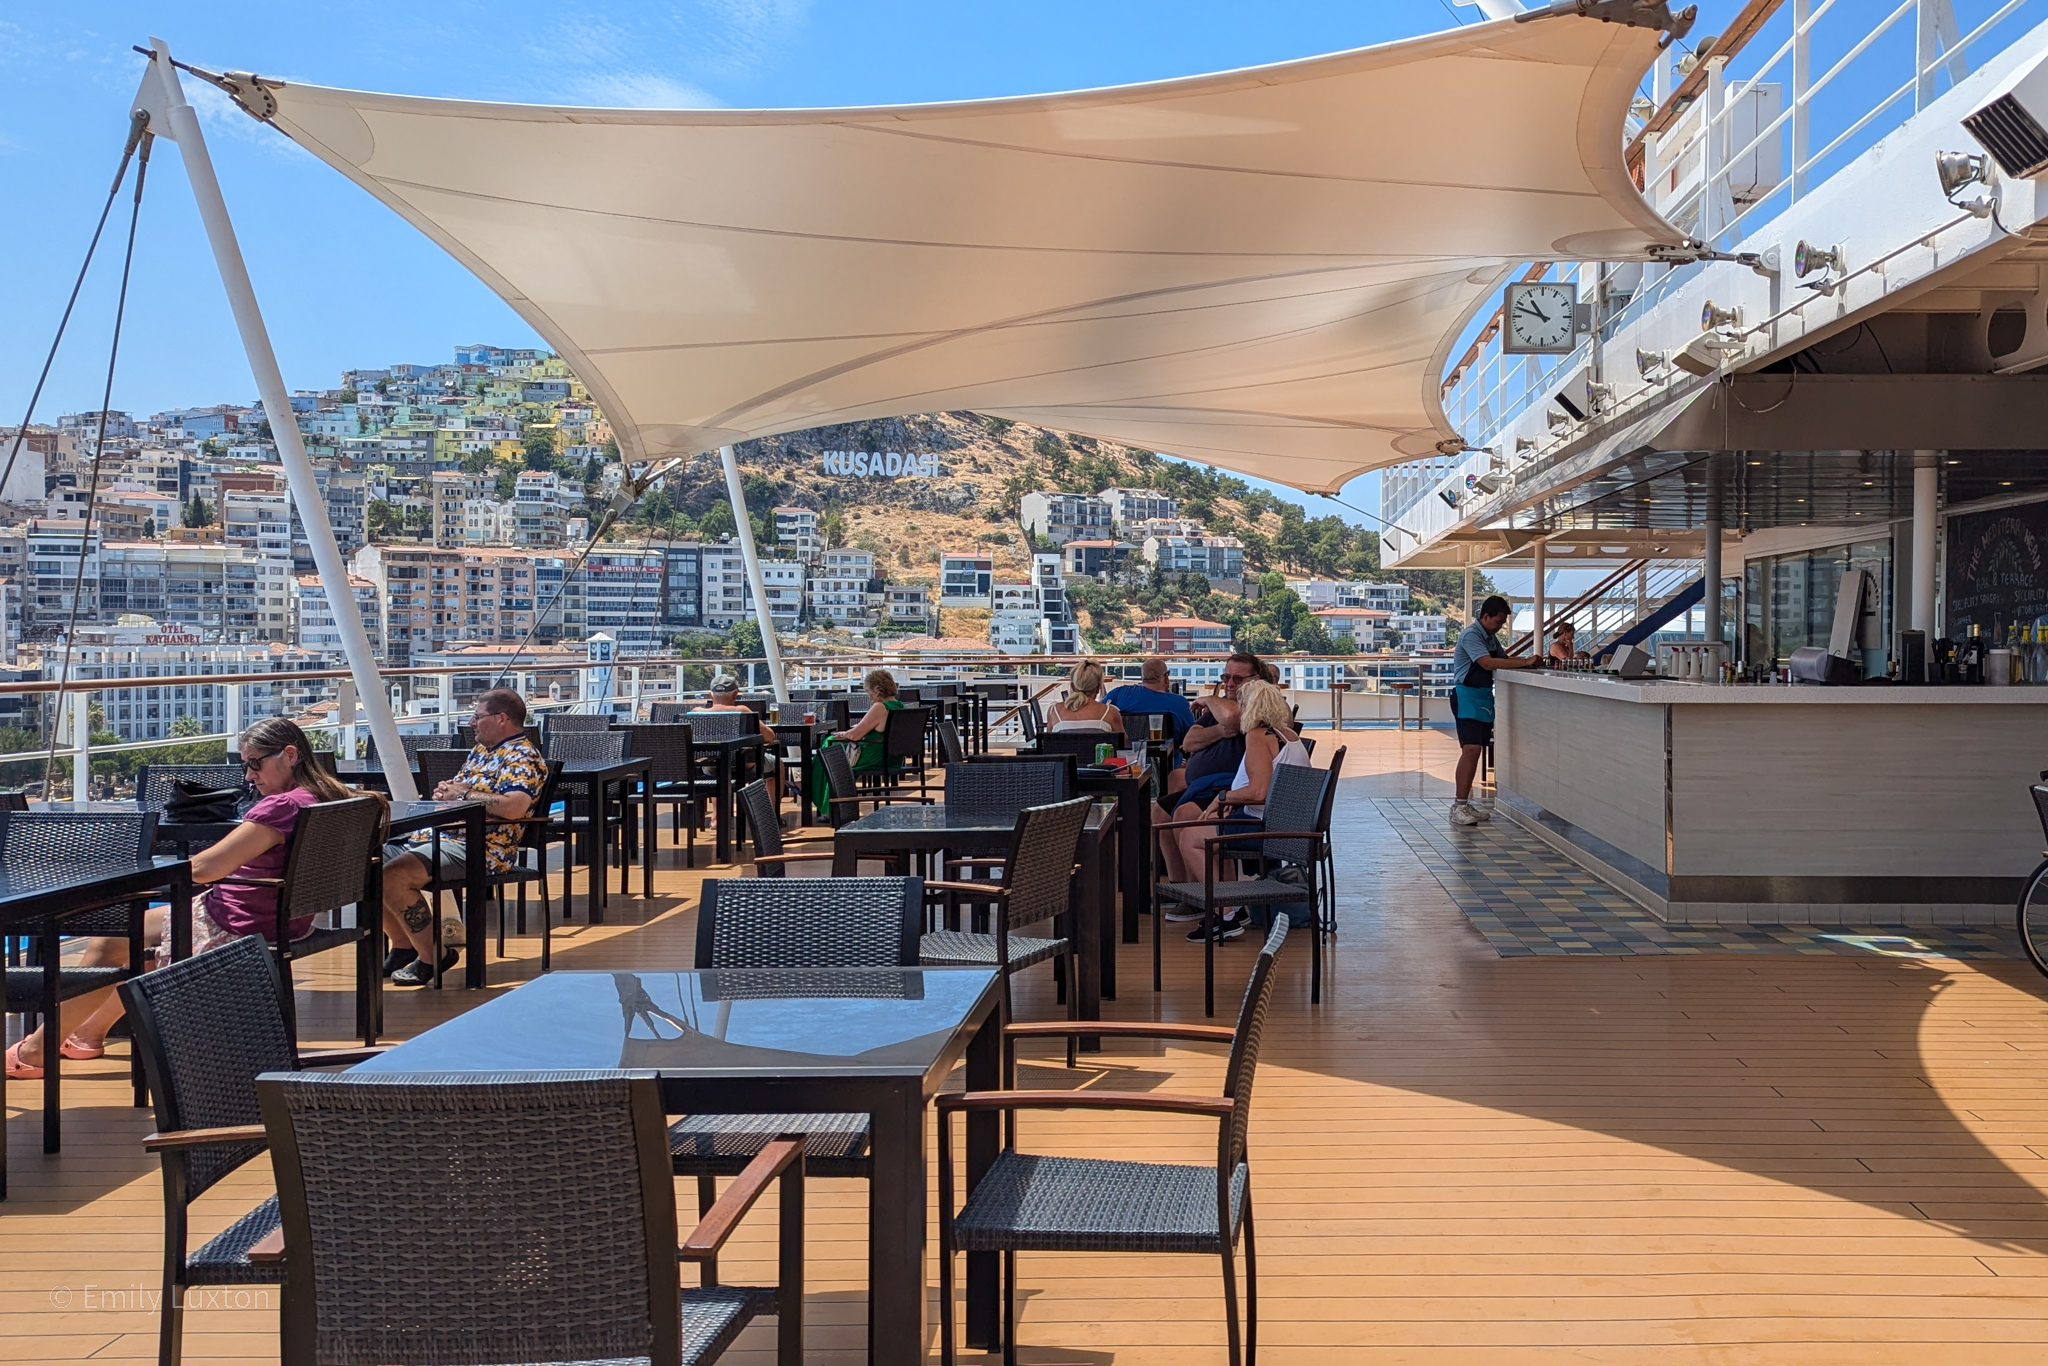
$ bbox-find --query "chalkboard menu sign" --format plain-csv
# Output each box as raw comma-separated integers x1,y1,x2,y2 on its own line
1947,499,2048,637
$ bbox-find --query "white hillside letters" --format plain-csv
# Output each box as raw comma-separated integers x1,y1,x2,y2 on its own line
819,451,941,479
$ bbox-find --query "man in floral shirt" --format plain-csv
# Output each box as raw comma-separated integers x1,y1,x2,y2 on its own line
380,687,546,985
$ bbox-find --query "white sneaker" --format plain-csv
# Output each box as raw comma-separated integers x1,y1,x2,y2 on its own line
1163,906,1207,922
1449,802,1481,827
1470,802,1493,823
440,916,467,949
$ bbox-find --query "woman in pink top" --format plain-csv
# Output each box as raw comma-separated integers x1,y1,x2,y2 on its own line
5,718,365,1079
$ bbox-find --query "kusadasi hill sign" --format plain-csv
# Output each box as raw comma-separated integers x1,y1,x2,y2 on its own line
819,450,942,478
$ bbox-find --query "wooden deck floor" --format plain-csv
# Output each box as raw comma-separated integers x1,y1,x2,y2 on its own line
8,727,2048,1363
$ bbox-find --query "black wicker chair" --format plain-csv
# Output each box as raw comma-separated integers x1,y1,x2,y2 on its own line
1034,730,1126,767
544,730,629,888
1156,761,1332,1016
3,809,160,1122
648,700,691,724
1017,697,1045,743
817,743,932,829
879,705,931,791
945,759,1072,819
673,875,920,1281
257,1071,805,1366
620,723,711,867
733,779,834,877
118,933,385,1366
542,711,613,739
208,795,388,1041
937,918,1287,1366
135,764,249,812
417,747,469,792
488,760,567,967
921,796,1092,1071
679,710,755,743
937,716,967,765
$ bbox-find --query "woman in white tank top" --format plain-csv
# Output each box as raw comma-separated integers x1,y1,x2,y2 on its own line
1046,660,1126,738
1161,680,1309,938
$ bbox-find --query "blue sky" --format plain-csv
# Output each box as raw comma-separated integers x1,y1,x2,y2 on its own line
0,0,2018,547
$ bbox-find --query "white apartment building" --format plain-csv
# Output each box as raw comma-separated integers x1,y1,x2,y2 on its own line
820,548,875,579
1100,487,1179,526
939,552,993,607
699,548,803,632
220,490,295,640
579,547,667,653
64,617,329,743
1019,491,1113,545
1386,613,1449,649
883,585,930,631
989,612,1044,655
513,470,568,547
775,506,822,560
1288,579,1412,613
806,574,878,625
293,574,385,658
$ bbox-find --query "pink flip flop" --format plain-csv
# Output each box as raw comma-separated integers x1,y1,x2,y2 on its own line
5,1041,43,1080
59,1035,105,1061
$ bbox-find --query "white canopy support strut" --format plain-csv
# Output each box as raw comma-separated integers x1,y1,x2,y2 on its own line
719,445,789,702
136,40,418,800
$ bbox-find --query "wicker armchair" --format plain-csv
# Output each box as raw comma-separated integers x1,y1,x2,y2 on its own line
817,743,932,830
620,722,711,867
542,711,613,741
1155,760,1332,1016
944,759,1072,821
488,760,568,966
937,919,1289,1366
208,795,388,1040
672,875,921,1282
416,746,470,792
256,1071,805,1366
879,705,931,791
936,716,967,765
679,710,755,743
118,933,386,1366
733,779,832,877
2,810,160,1118
135,764,250,811
920,796,1092,1070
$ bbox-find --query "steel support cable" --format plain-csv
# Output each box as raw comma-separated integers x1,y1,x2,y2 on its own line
43,132,151,797
0,111,151,515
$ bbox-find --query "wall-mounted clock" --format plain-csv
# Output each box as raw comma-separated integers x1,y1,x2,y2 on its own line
1502,281,1580,354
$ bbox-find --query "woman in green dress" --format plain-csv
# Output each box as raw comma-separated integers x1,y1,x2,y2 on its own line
812,667,904,817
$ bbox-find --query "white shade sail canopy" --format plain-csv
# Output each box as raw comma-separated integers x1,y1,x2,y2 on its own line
251,10,1682,494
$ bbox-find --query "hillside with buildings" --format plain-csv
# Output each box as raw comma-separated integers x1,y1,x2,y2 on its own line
0,345,1460,747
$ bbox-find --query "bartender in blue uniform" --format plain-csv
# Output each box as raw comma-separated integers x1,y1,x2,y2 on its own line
1450,594,1544,826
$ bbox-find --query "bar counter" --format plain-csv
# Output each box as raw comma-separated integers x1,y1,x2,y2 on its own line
1494,670,2048,925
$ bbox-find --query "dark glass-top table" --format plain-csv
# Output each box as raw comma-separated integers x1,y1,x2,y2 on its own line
0,853,193,1186
359,966,1003,1362
831,801,1120,1029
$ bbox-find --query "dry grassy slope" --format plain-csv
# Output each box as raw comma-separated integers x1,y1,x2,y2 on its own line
709,411,1289,589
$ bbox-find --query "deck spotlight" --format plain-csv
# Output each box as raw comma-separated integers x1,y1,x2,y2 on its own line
1585,382,1615,412
1936,150,1990,197
1546,409,1573,432
1514,437,1537,455
1636,348,1669,379
1701,301,1742,331
1793,240,1844,277
1470,473,1504,495
1437,488,1465,510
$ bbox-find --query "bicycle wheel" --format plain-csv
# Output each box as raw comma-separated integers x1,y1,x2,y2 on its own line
2018,858,2048,978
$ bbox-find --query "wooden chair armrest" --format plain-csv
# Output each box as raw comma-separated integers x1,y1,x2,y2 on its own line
937,1090,1233,1117
1152,818,1225,832
297,1046,390,1067
750,852,839,866
1003,1021,1236,1045
924,880,1012,898
943,857,1010,869
247,1225,285,1264
678,1136,804,1261
209,875,285,888
1202,830,1322,848
143,1124,268,1152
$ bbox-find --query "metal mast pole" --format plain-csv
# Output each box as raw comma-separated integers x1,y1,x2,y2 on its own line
719,445,789,703
137,41,417,798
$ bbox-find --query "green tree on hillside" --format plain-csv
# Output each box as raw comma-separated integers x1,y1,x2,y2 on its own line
182,496,213,528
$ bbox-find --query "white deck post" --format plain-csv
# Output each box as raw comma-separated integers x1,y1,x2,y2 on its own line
137,42,417,800
1913,451,1941,634
1532,540,1547,658
1702,472,1723,645
719,445,790,704
71,694,91,801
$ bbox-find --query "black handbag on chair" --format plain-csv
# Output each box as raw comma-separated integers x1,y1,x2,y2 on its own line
163,780,244,825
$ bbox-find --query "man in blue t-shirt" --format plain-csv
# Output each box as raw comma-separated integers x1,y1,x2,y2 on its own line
1450,595,1543,826
1105,657,1196,747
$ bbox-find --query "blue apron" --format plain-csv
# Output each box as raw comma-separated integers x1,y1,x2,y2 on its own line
1454,684,1495,723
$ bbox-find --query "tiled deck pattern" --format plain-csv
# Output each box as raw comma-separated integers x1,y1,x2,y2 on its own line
7,726,2048,1362
1375,797,2024,961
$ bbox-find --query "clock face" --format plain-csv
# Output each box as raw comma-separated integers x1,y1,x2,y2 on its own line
1503,282,1579,354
